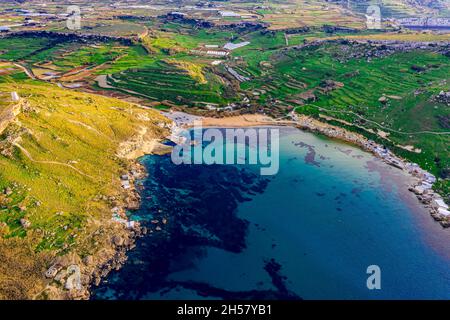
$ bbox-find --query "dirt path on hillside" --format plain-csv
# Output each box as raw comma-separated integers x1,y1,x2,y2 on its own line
14,142,94,179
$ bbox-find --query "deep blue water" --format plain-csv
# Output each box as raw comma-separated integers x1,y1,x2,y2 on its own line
92,127,450,300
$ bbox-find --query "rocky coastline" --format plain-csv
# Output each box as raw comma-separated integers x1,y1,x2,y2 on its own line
41,120,172,300
41,160,148,300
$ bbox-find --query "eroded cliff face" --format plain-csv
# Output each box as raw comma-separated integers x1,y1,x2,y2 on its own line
117,125,172,160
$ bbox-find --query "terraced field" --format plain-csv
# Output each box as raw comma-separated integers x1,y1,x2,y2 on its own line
0,35,128,81
104,60,233,105
94,27,241,105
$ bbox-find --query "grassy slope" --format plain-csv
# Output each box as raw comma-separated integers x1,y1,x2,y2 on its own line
0,79,168,298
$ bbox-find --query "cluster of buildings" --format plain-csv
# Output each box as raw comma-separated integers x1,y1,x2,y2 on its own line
406,163,450,218
365,141,450,223
397,17,450,29
0,6,91,34
111,206,137,230
218,10,257,20
435,90,450,106
113,172,143,229
0,8,53,32
120,174,131,190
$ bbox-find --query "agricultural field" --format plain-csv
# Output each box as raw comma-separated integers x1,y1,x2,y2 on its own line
103,60,233,105
0,37,55,61
95,27,240,106
0,35,133,87
0,63,23,82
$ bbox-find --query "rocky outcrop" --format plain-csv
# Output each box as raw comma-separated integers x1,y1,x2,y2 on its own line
41,217,144,300
434,91,450,106
7,31,134,46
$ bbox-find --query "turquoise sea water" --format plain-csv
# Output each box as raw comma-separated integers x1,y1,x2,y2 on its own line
93,127,450,300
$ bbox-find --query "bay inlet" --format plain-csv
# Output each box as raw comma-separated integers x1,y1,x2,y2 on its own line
92,126,450,300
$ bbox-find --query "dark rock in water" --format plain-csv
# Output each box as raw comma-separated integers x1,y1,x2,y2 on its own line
263,258,293,297
164,279,301,300
316,192,325,197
